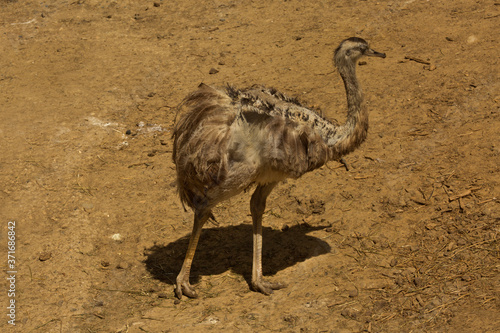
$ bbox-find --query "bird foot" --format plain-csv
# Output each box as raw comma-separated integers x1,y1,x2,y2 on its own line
175,281,198,299
251,279,287,295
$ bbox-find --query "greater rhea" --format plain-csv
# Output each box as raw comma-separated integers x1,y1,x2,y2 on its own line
172,37,386,299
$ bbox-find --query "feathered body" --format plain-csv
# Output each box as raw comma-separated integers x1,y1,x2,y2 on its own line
171,37,386,299
173,84,337,210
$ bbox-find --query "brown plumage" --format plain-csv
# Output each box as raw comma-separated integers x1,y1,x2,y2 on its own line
172,37,386,299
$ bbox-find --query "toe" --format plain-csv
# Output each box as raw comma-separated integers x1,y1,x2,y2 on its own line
175,281,198,299
262,280,287,290
181,283,198,298
252,279,287,295
175,285,183,299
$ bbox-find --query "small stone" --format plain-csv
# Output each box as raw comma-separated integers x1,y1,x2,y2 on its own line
153,2,160,7
424,64,437,71
111,233,123,242
425,223,437,230
125,129,132,135
116,261,129,269
174,299,181,305
101,260,110,267
82,202,94,210
157,292,169,298
208,68,219,74
390,258,398,267
395,276,404,286
405,267,416,274
340,308,358,319
466,35,478,44
414,277,424,287
348,289,358,297
39,252,52,261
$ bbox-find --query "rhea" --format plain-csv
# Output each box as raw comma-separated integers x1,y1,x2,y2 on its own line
172,37,386,299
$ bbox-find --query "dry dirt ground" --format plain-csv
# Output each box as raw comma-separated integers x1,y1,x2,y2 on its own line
1,0,499,332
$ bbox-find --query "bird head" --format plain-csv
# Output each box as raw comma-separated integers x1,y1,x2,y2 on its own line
334,37,386,67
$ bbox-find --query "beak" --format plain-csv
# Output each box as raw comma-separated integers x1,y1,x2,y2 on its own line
366,48,386,58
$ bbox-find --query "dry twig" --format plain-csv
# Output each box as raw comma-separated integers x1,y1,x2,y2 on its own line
405,56,431,65
448,187,481,201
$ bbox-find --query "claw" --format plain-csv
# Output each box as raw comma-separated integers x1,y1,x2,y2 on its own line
175,281,199,299
175,285,183,300
252,279,287,295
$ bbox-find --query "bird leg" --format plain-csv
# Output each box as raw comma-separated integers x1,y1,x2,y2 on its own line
175,208,210,299
250,183,286,295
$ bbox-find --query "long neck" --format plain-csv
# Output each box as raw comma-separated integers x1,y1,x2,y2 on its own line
327,60,368,157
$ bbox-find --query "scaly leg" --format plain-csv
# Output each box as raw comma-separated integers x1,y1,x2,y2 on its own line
175,209,210,299
250,183,286,295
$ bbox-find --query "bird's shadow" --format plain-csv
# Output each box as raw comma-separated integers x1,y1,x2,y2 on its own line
144,223,331,289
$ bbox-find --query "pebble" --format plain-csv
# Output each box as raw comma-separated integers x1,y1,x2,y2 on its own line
82,202,94,210
116,261,129,269
395,276,405,286
404,267,416,275
467,35,478,44
340,308,358,319
424,64,437,71
39,252,52,261
111,233,123,242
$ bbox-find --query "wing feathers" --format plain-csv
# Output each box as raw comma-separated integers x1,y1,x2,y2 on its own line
173,84,334,209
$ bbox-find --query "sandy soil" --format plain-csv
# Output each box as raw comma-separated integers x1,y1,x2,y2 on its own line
1,0,499,332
